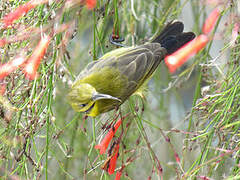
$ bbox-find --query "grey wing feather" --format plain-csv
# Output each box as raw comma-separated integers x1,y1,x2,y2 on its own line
118,43,167,84
75,43,167,89
75,61,99,80
117,43,167,98
121,52,151,83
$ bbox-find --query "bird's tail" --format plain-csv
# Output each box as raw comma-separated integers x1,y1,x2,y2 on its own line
151,21,195,54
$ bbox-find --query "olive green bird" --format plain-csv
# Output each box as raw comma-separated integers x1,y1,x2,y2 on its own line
68,21,195,117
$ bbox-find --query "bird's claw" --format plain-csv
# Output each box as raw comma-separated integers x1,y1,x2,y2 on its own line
109,34,125,47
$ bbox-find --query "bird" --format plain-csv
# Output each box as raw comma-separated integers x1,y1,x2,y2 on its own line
67,21,195,117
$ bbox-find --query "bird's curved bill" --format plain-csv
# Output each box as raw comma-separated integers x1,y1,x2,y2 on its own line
92,93,121,102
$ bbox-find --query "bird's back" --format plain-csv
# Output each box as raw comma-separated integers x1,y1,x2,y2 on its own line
74,43,167,102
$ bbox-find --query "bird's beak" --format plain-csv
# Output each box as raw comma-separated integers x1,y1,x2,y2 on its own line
92,93,121,102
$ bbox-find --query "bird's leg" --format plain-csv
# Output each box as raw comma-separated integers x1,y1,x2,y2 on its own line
109,27,125,47
109,35,125,47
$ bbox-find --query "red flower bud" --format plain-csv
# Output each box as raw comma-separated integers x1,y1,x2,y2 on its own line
23,35,51,80
174,152,180,163
165,34,209,73
202,8,220,34
0,56,26,80
108,144,120,175
0,39,7,47
2,0,48,27
86,0,97,9
115,171,122,180
95,118,122,154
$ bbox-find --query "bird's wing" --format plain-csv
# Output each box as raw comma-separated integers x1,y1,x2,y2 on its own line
74,43,167,100
116,43,167,92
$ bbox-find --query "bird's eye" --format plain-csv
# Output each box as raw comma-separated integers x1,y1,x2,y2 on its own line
79,104,87,108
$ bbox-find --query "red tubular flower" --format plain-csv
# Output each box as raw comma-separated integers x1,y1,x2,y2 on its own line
23,35,51,80
95,118,122,154
2,0,48,27
86,0,97,9
0,39,7,47
0,56,26,80
3,2,35,27
108,144,120,175
202,8,220,34
165,34,209,73
174,152,180,163
0,84,6,95
115,171,122,180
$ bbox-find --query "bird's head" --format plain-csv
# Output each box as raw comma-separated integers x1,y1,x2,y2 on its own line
67,83,121,116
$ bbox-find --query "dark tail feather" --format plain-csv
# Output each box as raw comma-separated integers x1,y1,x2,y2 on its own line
152,21,195,54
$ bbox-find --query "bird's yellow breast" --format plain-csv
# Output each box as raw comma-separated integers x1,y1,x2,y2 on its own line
78,66,128,98
75,67,128,116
